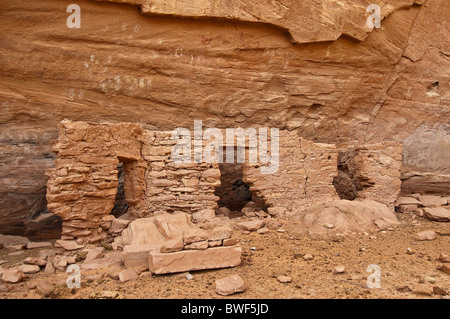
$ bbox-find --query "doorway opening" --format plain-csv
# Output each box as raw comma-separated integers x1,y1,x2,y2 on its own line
110,162,128,218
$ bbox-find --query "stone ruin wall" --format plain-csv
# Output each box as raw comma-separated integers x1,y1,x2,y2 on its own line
46,120,403,243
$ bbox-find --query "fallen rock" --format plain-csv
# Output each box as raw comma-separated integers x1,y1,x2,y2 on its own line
44,260,55,274
422,276,436,284
107,268,121,280
119,269,138,282
288,199,399,241
215,274,246,296
437,264,450,275
439,253,450,263
18,264,40,274
55,240,84,251
433,286,448,296
186,273,194,280
415,230,437,241
2,268,25,283
236,220,265,232
160,238,184,253
149,246,242,275
26,242,52,249
424,207,450,222
303,254,314,261
412,287,433,296
333,266,346,274
36,282,54,297
396,285,412,293
419,195,447,207
24,257,47,267
84,247,105,263
277,276,292,283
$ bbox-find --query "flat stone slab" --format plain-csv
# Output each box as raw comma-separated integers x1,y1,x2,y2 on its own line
26,242,52,249
424,207,450,222
419,195,447,207
149,245,242,275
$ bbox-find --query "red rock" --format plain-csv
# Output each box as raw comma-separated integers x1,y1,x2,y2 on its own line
149,246,242,274
55,240,84,251
415,230,437,241
118,269,138,282
36,282,54,297
419,195,447,207
2,268,25,283
0,0,449,237
277,276,292,283
437,264,450,275
24,257,47,267
424,207,450,222
215,274,246,296
333,266,346,274
223,238,238,246
439,253,450,263
18,264,40,274
237,220,265,232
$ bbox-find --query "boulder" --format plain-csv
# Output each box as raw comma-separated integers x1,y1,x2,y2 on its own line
18,264,41,274
414,230,436,241
236,220,265,232
2,268,25,283
288,199,400,241
118,269,138,282
215,274,246,296
424,207,450,222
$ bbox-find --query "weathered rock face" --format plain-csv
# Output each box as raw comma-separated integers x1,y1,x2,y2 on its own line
0,0,449,235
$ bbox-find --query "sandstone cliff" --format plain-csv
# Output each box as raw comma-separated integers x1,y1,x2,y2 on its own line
0,0,449,236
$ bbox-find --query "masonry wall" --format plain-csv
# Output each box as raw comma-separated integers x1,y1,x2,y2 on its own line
46,120,402,243
242,132,340,214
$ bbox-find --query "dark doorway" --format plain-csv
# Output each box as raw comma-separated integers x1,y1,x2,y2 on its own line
110,162,129,217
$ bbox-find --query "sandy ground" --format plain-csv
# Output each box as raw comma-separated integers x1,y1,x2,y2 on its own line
0,212,449,299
